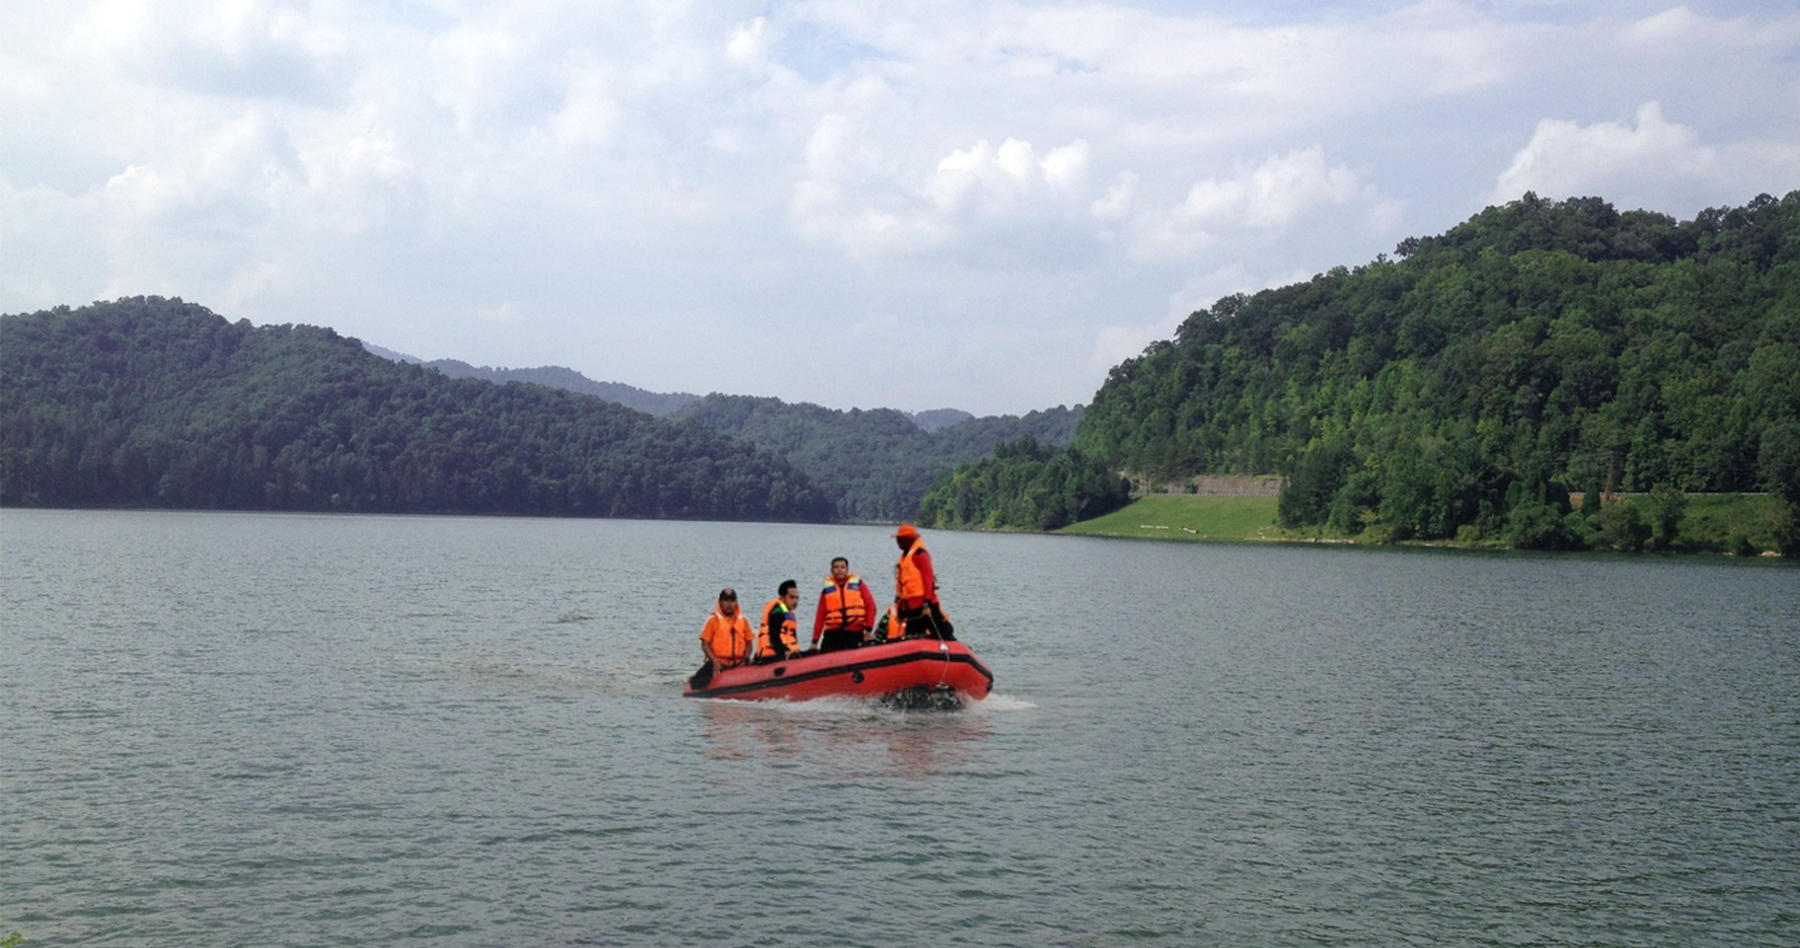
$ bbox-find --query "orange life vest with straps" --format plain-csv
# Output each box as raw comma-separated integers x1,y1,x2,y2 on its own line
700,610,753,667
756,600,799,660
879,603,903,640
896,538,932,605
819,574,870,631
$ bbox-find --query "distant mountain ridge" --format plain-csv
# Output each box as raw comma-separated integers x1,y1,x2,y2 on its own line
671,394,1083,521
422,359,700,417
911,408,975,431
356,345,1078,519
360,344,983,432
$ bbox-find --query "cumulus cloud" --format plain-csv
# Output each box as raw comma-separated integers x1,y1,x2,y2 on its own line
1493,102,1709,201
4,0,1800,413
726,17,772,69
927,138,1091,215
1132,146,1398,260
1492,101,1800,209
791,125,1102,264
75,0,347,99
101,110,303,224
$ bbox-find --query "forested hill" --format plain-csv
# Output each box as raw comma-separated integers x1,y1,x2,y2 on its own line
417,359,699,416
362,350,1072,520
672,395,1082,521
1071,191,1800,544
0,298,833,521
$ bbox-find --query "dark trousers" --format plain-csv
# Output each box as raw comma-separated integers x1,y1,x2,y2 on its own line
819,628,864,652
899,603,955,641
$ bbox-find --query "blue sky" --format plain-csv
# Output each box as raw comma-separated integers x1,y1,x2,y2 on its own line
3,1,1797,414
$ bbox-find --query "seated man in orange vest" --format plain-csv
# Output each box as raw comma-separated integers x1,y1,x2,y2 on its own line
893,524,954,641
691,587,754,689
813,556,876,652
755,580,802,663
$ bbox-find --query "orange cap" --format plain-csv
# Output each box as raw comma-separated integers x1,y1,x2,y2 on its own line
894,523,920,539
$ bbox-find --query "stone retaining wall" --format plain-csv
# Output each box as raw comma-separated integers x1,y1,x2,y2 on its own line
1139,474,1283,496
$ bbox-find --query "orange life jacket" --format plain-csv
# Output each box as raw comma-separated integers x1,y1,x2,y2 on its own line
700,610,753,667
896,538,932,605
819,574,870,630
879,604,903,640
756,600,800,659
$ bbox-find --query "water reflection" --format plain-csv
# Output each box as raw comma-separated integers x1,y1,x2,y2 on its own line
700,698,991,778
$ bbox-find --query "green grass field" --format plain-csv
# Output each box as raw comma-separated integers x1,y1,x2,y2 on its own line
1671,493,1791,553
1058,495,1280,541
1058,492,1790,555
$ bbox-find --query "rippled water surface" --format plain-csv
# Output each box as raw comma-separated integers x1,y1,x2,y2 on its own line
4,509,1798,946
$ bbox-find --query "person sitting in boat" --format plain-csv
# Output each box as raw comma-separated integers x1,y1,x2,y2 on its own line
813,556,876,652
691,588,754,689
873,602,903,642
755,580,802,663
893,524,954,641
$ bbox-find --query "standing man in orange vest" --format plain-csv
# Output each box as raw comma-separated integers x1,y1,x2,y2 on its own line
813,557,876,652
692,587,754,689
756,580,802,662
893,524,954,640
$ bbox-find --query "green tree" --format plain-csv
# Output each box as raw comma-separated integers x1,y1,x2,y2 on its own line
0,299,835,522
1639,484,1688,551
918,438,1130,531
1068,190,1800,547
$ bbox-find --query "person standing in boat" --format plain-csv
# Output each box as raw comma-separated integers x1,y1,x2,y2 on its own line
893,524,954,640
813,556,876,652
692,588,754,689
755,580,802,663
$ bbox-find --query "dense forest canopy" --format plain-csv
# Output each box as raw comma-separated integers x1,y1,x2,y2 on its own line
13,191,1796,546
672,394,1082,522
0,298,833,521
917,436,1132,531
910,408,976,431
1069,191,1800,546
416,358,700,416
380,347,1084,522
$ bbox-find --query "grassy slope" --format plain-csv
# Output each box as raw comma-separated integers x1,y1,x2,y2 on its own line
1672,494,1791,553
1059,493,1790,555
1058,495,1279,541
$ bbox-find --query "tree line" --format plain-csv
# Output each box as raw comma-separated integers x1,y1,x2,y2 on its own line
945,191,1800,549
671,394,1083,522
916,436,1131,531
0,298,833,521
1090,191,1800,548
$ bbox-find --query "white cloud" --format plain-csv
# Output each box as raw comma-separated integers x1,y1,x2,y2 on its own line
1492,101,1800,209
1184,146,1362,229
549,69,621,147
726,17,771,69
793,126,1100,263
472,300,527,323
1493,102,1708,201
1133,146,1394,260
4,1,1800,414
926,138,1091,215
1090,172,1136,227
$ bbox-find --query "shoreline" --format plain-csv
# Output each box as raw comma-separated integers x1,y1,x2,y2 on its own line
1041,493,1794,559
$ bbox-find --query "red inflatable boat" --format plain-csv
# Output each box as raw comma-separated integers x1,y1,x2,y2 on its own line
684,637,994,704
